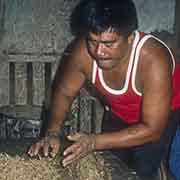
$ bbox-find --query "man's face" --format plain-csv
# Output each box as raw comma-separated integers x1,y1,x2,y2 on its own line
86,28,129,70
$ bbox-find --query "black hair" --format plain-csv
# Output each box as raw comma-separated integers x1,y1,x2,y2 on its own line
70,0,138,38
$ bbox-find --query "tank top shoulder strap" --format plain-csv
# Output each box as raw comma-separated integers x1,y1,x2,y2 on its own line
130,32,153,95
148,34,176,73
92,60,98,84
130,31,176,96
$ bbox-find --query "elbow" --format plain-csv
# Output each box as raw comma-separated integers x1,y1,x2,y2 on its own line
150,131,162,141
147,126,165,142
142,121,167,142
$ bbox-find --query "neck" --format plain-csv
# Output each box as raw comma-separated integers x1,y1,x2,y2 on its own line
119,33,135,65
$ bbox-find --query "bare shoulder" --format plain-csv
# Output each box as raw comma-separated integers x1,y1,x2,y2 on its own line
139,37,173,79
138,38,172,135
62,38,93,79
52,38,93,92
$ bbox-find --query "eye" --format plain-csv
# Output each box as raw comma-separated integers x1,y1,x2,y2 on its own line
87,38,97,47
105,43,113,48
90,40,97,46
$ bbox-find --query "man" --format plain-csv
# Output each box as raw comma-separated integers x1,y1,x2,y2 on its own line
149,31,180,180
28,0,180,179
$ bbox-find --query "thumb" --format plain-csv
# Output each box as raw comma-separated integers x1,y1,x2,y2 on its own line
67,132,82,141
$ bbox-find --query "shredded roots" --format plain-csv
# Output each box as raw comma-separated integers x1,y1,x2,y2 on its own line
0,152,111,180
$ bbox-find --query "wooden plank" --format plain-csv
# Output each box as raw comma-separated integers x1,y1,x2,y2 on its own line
3,51,62,57
39,62,52,136
7,54,58,63
9,62,15,105
26,62,33,105
0,0,5,31
44,62,52,102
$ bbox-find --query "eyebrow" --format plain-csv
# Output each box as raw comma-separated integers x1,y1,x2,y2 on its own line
86,37,117,44
101,40,116,44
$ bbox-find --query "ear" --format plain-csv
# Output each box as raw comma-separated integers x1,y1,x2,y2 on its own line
128,33,134,45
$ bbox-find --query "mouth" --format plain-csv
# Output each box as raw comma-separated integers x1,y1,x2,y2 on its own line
96,59,116,69
96,58,112,62
97,59,114,64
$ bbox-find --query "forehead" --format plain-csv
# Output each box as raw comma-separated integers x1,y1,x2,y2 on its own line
88,29,122,41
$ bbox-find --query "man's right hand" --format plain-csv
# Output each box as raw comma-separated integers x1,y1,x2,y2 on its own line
28,132,61,158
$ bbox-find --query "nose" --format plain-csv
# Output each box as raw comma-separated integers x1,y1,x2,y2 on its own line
96,43,106,57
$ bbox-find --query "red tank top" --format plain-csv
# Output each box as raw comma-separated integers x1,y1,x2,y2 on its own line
92,31,180,124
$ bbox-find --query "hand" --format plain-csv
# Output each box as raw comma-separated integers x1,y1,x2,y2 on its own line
62,132,96,167
28,132,60,158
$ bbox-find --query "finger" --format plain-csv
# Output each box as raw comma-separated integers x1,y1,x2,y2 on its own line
28,142,43,157
62,147,81,167
63,143,79,156
43,142,50,157
50,143,60,158
27,145,34,155
62,155,75,167
67,132,82,141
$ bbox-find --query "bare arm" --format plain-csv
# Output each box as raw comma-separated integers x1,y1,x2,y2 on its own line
47,39,89,134
28,39,91,157
94,39,173,150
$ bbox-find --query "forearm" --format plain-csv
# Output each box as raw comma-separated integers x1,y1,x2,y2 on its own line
46,93,73,134
94,123,163,150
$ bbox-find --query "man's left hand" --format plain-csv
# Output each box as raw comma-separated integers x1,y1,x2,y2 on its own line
62,132,96,167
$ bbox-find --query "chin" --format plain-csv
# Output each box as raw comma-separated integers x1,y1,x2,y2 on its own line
97,60,118,70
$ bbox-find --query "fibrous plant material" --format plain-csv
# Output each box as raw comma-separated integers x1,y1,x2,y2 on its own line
0,140,142,180
0,152,111,180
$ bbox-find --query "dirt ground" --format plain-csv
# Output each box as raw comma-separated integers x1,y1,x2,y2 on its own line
0,151,111,180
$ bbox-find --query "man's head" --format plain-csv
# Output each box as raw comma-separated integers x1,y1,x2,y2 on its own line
85,28,134,69
70,0,138,70
70,0,138,38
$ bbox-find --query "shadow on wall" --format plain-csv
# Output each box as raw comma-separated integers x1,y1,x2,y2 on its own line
151,30,180,62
